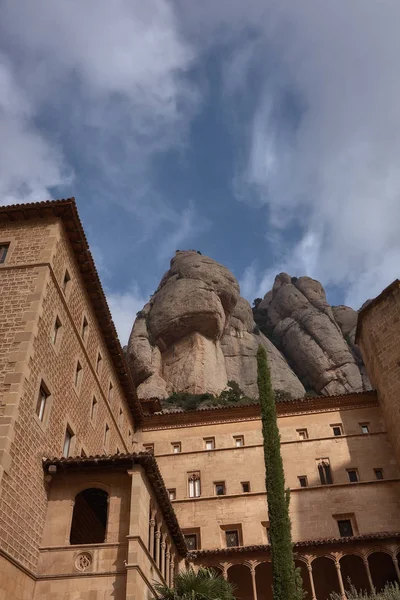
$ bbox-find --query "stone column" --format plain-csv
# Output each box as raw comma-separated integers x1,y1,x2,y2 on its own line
334,559,346,600
363,556,374,592
149,518,156,557
166,549,171,586
250,565,258,600
161,535,167,578
155,529,162,569
170,558,175,587
391,553,400,583
307,562,317,600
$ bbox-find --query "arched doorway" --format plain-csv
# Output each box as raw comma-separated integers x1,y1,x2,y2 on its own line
70,488,108,545
340,555,370,595
312,556,340,600
368,552,397,592
295,560,312,599
228,564,253,600
255,561,273,600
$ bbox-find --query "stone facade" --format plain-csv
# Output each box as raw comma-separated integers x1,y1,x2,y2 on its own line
0,198,400,599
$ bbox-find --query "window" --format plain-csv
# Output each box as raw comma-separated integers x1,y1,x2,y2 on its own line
118,408,123,428
104,424,110,450
91,396,98,421
188,472,201,498
317,459,333,484
51,316,61,345
184,534,198,550
36,385,49,421
108,382,113,403
360,423,370,434
225,530,239,548
297,429,308,440
168,489,176,501
143,443,154,454
116,447,121,454
204,437,215,450
347,469,359,483
331,424,343,436
96,352,102,374
63,426,74,457
241,482,250,493
374,468,384,480
62,269,71,294
215,482,226,496
74,361,83,389
70,488,108,544
81,316,88,341
80,448,87,457
0,244,9,264
172,442,181,453
337,519,354,538
298,476,308,488
234,435,244,447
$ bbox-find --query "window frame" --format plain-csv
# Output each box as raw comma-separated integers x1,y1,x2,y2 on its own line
62,269,71,296
204,437,215,451
104,423,110,452
188,471,201,498
172,442,182,454
0,243,10,264
63,425,75,458
241,481,251,493
214,481,226,496
90,395,98,423
81,315,89,342
360,423,370,434
168,489,176,500
297,428,309,440
225,529,240,548
108,381,114,403
234,435,244,447
337,519,354,538
347,468,359,483
374,468,384,480
143,443,154,454
51,315,62,347
96,351,103,375
331,423,343,437
317,458,333,485
74,360,83,391
298,475,308,488
36,383,50,422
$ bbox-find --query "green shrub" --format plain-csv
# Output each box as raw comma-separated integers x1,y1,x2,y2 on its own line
330,581,400,600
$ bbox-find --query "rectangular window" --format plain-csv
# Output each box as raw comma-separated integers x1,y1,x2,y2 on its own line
96,352,102,374
62,269,71,294
63,426,74,458
36,385,49,421
337,519,354,538
225,530,239,548
188,472,201,498
204,437,215,450
215,482,226,496
331,424,343,436
168,489,176,501
360,423,370,434
81,316,88,340
74,361,82,388
317,459,333,485
184,534,198,550
241,482,250,493
347,469,359,483
108,382,113,402
172,442,181,453
104,424,110,449
51,316,61,345
298,476,308,488
0,244,9,264
374,468,384,480
143,443,154,454
234,435,244,447
297,429,308,440
118,407,123,428
91,396,97,421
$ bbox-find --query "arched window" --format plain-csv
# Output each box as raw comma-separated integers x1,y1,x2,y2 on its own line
70,488,108,545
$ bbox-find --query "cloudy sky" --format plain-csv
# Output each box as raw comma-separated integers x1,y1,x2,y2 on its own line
1,0,400,343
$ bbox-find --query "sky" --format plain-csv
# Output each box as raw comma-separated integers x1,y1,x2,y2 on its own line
1,0,400,344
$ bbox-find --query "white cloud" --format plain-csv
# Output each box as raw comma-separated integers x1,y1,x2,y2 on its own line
107,285,148,346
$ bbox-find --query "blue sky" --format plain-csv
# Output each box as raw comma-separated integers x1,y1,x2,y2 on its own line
2,1,400,344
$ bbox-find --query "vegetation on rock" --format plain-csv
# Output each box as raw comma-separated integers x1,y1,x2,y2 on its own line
153,567,236,600
257,345,304,600
161,380,256,411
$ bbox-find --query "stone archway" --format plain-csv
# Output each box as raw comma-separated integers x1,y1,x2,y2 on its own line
340,555,370,595
368,552,398,592
228,564,253,600
312,556,340,600
255,561,273,600
295,560,313,599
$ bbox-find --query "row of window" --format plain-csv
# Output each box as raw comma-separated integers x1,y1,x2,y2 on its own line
183,514,357,551
166,462,385,502
143,422,372,456
36,381,132,457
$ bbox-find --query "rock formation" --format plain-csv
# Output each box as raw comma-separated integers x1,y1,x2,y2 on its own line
128,251,305,400
253,274,371,396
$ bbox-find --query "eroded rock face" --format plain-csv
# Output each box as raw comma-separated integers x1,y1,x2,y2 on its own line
127,251,305,400
254,274,370,395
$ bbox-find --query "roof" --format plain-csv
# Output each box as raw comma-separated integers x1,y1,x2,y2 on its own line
43,452,186,555
0,198,142,423
188,531,400,560
143,390,378,429
355,279,400,344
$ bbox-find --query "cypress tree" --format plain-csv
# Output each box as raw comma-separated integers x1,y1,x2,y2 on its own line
257,345,301,600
